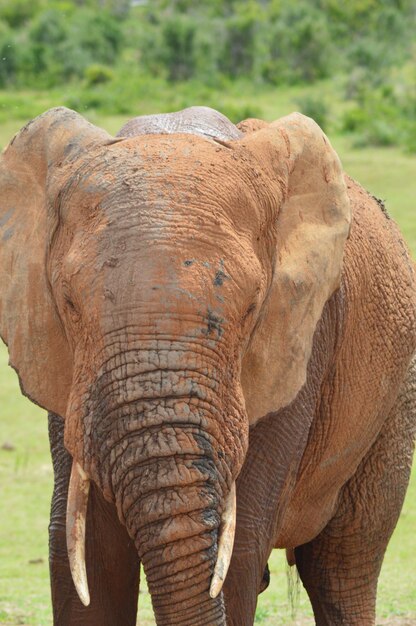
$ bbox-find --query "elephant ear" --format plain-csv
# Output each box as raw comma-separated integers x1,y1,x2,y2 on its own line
0,107,114,416
240,113,351,423
236,117,269,134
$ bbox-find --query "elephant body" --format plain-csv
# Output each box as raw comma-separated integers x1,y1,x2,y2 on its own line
0,106,415,625
225,175,416,624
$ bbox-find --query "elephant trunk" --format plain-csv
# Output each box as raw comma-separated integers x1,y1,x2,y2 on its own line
78,346,246,625
111,408,230,625
119,448,227,625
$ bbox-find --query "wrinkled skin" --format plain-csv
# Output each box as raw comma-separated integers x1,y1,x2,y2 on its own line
0,106,415,626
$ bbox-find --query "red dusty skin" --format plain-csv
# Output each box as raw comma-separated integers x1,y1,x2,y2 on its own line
100,380,236,624
85,348,244,625
57,170,252,622
1,102,415,626
55,137,255,623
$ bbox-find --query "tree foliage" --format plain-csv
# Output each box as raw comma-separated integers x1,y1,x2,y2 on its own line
0,0,414,87
0,0,414,150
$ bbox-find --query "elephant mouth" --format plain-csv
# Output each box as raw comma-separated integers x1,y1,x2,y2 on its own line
66,458,237,607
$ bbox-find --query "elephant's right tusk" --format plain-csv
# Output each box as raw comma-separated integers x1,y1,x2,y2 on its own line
210,482,236,599
66,460,91,607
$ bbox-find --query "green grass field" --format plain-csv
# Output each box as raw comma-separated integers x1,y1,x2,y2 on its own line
0,102,415,625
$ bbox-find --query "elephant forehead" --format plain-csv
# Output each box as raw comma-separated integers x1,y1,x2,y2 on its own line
61,134,279,232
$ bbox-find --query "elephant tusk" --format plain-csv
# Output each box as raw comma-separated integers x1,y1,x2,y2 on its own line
66,460,91,607
209,482,236,599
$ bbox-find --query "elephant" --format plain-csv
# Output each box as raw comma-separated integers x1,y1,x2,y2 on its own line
0,104,415,626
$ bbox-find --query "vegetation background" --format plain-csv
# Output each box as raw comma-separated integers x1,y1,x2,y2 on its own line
0,0,415,624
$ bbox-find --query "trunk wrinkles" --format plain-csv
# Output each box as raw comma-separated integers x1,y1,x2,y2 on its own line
80,340,245,625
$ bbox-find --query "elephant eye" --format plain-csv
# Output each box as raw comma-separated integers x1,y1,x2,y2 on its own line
63,291,80,322
242,302,257,322
65,296,76,310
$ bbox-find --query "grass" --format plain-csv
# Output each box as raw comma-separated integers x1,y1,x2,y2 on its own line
0,76,344,142
0,95,415,625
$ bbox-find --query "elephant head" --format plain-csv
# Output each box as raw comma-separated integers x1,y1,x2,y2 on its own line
0,106,350,624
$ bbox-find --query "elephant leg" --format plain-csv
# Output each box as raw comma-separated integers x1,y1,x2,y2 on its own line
223,373,323,625
48,412,140,626
295,364,416,626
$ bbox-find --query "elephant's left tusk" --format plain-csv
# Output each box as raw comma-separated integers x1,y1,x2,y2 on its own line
66,460,91,607
210,481,236,599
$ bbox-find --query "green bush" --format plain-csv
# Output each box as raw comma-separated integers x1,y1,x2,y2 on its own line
342,106,369,133
192,20,225,86
65,87,131,115
0,0,415,155
84,64,114,86
132,14,194,81
294,96,330,131
12,6,122,85
342,58,416,153
0,21,17,87
342,99,397,148
264,2,334,85
403,122,416,154
135,11,224,85
0,0,46,28
354,119,398,148
0,89,49,121
220,6,263,79
218,102,260,124
161,15,197,81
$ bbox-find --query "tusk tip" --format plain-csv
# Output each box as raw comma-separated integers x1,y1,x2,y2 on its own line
67,460,91,608
71,567,90,606
209,482,236,600
209,573,223,599
79,587,91,607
